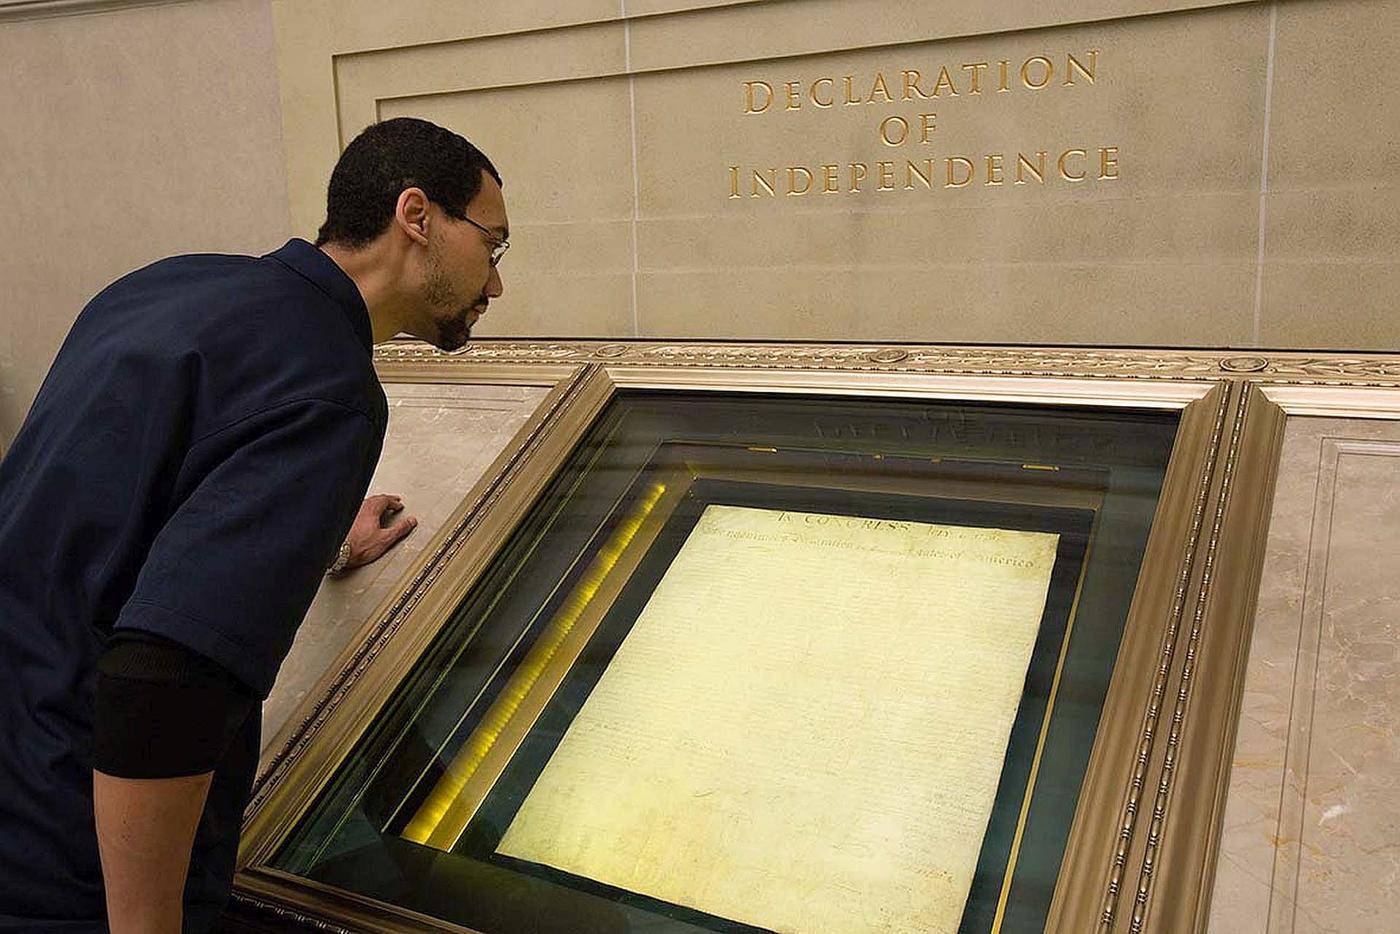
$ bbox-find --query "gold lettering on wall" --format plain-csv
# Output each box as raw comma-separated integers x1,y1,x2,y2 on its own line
962,62,989,94
933,66,958,97
985,153,1004,186
1065,50,1098,86
744,81,773,114
906,159,935,190
1015,152,1047,185
731,49,1116,200
1021,56,1054,89
744,54,1100,111
869,72,895,103
1099,146,1119,179
919,113,938,142
880,115,909,147
752,168,777,197
730,151,1112,195
946,157,974,188
902,70,931,101
729,150,1120,195
1058,149,1087,181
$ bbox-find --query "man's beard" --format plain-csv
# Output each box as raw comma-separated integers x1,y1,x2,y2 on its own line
423,250,482,352
433,305,475,352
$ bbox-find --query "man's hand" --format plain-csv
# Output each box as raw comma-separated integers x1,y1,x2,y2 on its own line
343,493,418,570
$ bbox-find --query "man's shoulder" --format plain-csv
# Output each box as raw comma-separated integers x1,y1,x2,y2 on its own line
80,247,384,433
98,246,355,348
80,252,304,344
109,247,263,284
102,248,304,308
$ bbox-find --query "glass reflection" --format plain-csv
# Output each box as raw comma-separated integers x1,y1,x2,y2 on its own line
273,392,1178,933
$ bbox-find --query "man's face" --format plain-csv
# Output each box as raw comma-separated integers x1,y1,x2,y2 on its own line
417,170,508,352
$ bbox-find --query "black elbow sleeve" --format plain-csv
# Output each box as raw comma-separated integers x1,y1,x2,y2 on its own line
93,630,257,779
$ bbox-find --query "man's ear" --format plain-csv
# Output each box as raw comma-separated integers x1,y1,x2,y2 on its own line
394,187,430,245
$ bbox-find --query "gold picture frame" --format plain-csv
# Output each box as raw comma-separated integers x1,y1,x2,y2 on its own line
229,340,1400,933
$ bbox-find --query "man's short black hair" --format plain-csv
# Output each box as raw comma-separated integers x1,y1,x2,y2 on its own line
315,117,502,248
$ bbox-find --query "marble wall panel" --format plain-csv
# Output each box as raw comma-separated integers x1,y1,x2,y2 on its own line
1209,416,1400,934
261,381,549,754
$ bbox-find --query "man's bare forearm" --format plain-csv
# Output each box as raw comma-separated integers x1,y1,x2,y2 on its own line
94,770,212,934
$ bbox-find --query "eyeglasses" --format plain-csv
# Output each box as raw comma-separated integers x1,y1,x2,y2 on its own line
458,213,510,267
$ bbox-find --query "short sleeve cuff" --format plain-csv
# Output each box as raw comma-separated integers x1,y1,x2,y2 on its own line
116,598,282,699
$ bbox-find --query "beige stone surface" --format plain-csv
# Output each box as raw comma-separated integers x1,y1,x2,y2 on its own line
1209,416,1400,934
337,21,629,143
1258,263,1400,350
377,75,634,222
623,0,755,16
261,381,549,753
624,0,1252,72
1260,0,1400,349
638,263,1256,343
267,0,1400,351
270,0,620,238
0,0,291,448
379,77,638,337
630,6,1267,342
637,10,1266,206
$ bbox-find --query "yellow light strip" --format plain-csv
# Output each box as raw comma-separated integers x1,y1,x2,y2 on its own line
401,482,668,849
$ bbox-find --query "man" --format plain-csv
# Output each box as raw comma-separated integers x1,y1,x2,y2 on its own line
0,117,508,932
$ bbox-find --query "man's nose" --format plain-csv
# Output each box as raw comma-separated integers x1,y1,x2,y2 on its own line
485,264,504,299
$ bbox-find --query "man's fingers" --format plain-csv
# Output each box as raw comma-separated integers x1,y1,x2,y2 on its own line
352,516,416,566
358,494,390,520
366,493,406,518
341,498,415,570
382,515,418,545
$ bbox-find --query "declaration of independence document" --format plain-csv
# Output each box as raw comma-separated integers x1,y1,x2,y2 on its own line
496,504,1060,933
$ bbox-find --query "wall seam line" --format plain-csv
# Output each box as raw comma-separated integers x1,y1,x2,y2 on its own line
624,3,642,338
1252,1,1278,347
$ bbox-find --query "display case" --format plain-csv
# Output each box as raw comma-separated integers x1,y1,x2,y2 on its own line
229,341,1389,934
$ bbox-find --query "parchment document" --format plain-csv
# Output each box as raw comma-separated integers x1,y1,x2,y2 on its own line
497,505,1060,932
